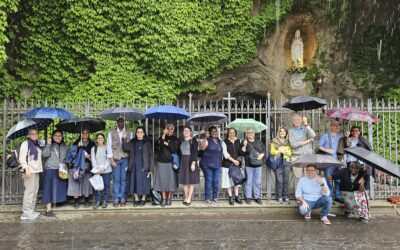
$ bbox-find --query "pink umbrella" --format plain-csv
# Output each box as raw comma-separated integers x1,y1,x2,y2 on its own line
325,108,379,122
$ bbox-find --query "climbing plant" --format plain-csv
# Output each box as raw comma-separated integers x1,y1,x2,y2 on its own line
0,0,294,102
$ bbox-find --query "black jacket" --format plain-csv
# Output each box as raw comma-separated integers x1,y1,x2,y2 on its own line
332,168,369,192
122,137,154,172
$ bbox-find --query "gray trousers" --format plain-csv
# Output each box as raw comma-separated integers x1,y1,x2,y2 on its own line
22,173,40,214
266,161,291,199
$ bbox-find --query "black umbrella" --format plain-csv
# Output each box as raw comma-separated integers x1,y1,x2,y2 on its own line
344,147,400,178
282,96,327,111
186,111,228,126
292,154,345,169
56,118,106,133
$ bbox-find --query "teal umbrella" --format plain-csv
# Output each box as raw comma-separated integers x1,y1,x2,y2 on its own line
227,119,267,133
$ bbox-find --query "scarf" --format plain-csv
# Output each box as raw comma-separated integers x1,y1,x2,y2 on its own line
271,137,289,150
27,137,39,161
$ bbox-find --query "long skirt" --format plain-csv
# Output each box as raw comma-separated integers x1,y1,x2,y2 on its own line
42,169,68,204
153,162,177,192
178,155,199,185
341,191,370,219
67,170,93,197
221,167,235,188
126,164,150,195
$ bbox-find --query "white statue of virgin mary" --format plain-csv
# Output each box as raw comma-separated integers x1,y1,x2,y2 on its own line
291,30,304,67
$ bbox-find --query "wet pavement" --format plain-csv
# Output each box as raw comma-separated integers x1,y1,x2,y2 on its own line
0,210,399,250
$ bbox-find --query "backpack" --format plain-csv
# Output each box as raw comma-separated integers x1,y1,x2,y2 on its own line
6,144,22,169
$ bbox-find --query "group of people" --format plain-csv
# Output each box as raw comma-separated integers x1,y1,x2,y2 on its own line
18,114,372,225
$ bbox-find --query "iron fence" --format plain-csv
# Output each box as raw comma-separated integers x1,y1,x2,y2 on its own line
1,94,399,204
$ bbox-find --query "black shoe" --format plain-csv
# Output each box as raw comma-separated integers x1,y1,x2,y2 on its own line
93,201,100,209
101,201,108,209
84,198,90,208
74,199,80,209
235,196,243,204
44,210,56,217
133,201,139,207
184,201,191,206
161,199,166,207
228,196,234,206
113,201,119,208
139,200,145,207
255,198,262,205
245,198,251,205
167,198,172,206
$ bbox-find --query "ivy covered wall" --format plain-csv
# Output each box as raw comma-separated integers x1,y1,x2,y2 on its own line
0,0,293,102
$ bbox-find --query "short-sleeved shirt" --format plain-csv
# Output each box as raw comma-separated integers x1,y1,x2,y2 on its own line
318,133,342,157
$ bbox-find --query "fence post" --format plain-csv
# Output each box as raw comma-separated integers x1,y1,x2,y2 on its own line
367,98,375,199
188,93,192,115
2,98,7,206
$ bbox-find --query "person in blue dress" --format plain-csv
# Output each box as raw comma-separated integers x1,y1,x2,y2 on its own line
122,127,154,207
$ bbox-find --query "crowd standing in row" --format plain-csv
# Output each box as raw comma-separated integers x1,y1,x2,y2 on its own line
18,114,371,224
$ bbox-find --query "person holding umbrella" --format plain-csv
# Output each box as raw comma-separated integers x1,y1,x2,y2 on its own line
154,124,179,207
241,128,266,205
106,117,133,207
122,127,154,207
295,164,333,225
199,126,223,205
337,126,372,165
329,162,370,224
288,114,316,179
41,130,68,217
67,129,96,208
19,128,43,220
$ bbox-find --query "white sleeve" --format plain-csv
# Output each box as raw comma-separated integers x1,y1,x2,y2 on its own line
221,141,231,159
106,131,113,159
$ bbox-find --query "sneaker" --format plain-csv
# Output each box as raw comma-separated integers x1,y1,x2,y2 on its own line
32,211,40,218
304,214,311,220
20,213,37,220
283,198,290,204
212,199,219,206
101,201,108,209
44,211,56,217
161,199,166,207
361,218,369,224
93,201,100,209
205,199,212,205
235,196,243,204
113,201,119,208
321,216,331,225
245,198,251,205
255,198,262,205
278,198,283,204
328,213,337,217
120,201,126,207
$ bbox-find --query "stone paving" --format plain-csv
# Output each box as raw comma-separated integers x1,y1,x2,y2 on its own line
0,202,399,249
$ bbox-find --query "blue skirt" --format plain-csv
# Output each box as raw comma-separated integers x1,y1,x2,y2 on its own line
42,169,68,204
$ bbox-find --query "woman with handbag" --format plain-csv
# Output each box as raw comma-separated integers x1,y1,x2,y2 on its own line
241,128,265,205
268,127,292,204
221,128,244,205
178,126,199,206
199,126,223,205
91,133,112,209
42,130,69,217
122,126,154,207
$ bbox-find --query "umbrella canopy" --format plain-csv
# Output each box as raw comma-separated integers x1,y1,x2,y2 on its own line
344,147,400,178
100,107,144,121
227,118,267,133
325,108,379,122
6,119,53,140
282,96,327,111
56,118,105,133
186,111,228,126
23,107,74,120
292,154,345,169
144,105,189,120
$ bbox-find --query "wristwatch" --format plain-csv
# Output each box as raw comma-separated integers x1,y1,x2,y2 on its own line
320,183,325,187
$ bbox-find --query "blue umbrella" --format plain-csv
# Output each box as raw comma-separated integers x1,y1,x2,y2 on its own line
6,119,53,140
144,105,189,120
24,107,74,120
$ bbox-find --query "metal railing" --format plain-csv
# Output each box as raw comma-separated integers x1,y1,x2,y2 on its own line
1,94,399,204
